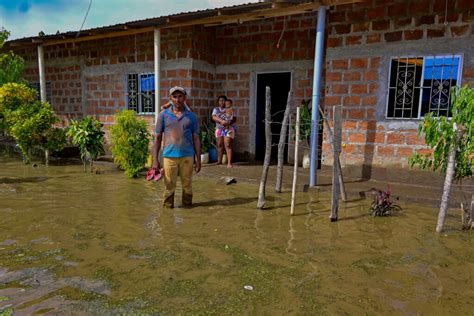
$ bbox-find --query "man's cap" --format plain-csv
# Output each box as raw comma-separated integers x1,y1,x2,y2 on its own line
169,86,187,96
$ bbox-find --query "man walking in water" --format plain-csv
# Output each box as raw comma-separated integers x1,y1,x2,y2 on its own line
152,86,201,208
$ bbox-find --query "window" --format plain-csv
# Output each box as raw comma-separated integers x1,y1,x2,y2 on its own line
386,55,462,119
126,73,155,114
31,82,52,104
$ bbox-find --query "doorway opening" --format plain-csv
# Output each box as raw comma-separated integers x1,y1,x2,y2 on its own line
255,72,291,162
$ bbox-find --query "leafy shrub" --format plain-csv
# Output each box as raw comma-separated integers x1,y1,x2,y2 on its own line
0,82,37,133
110,110,150,178
0,28,26,86
409,85,474,181
369,188,402,217
5,99,59,163
40,127,67,156
67,116,105,172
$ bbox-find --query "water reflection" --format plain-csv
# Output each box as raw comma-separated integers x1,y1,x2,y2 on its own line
0,152,472,315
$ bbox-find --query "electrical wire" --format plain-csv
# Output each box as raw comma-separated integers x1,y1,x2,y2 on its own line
76,0,93,38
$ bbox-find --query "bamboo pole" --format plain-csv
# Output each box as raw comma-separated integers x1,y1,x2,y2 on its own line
257,86,272,209
318,105,347,201
330,105,342,222
275,90,293,193
290,107,300,216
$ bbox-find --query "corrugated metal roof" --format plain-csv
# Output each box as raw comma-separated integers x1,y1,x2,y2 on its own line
6,1,277,45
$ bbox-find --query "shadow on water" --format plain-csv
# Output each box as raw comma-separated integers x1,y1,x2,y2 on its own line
192,196,258,207
0,177,49,184
0,153,473,315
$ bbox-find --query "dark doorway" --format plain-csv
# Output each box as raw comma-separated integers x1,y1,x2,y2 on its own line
255,72,291,162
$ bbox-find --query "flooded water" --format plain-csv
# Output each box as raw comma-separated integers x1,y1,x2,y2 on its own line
0,151,473,315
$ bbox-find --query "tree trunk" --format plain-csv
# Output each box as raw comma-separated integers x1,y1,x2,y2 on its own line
257,86,272,209
436,137,457,233
44,149,50,166
275,90,292,193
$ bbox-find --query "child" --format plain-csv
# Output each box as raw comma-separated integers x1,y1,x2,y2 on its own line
223,99,235,134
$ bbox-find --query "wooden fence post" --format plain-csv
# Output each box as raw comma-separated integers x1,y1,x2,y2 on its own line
319,105,347,201
290,107,300,216
276,90,293,193
330,105,342,222
257,86,272,209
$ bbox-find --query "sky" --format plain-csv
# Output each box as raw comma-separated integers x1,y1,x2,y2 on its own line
0,0,258,40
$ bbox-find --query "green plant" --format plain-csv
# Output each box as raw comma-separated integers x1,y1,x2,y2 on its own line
199,111,216,153
409,85,473,181
369,187,402,217
0,28,26,86
291,99,322,143
409,85,474,232
40,127,67,162
0,82,37,133
110,110,150,178
67,116,105,172
5,99,59,164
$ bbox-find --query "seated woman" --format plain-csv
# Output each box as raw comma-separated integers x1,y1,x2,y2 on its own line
212,96,236,168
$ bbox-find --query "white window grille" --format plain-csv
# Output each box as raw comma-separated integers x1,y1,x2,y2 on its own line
126,73,155,114
386,55,462,119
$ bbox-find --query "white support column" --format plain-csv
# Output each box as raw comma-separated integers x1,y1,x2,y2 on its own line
37,45,47,103
154,28,161,124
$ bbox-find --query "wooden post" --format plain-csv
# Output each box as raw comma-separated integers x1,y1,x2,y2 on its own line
275,90,293,193
290,107,300,216
257,86,272,209
319,105,347,201
330,105,342,222
461,193,473,230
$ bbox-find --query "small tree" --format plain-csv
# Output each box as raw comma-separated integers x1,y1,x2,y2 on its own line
0,82,37,133
40,127,67,164
409,85,474,232
67,116,105,172
110,110,150,178
6,99,59,163
0,28,26,86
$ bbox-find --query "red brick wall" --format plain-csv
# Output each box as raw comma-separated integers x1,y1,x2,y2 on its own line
323,0,474,167
215,14,316,65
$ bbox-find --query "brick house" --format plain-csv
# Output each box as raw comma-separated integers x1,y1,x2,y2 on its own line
4,0,474,173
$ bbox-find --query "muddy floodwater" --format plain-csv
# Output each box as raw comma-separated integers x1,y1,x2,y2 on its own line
0,152,473,315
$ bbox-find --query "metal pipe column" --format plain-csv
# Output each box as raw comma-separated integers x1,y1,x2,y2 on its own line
37,45,47,103
309,6,327,187
154,28,161,124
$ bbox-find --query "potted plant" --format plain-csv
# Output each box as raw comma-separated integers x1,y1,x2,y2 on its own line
199,113,216,164
199,127,210,164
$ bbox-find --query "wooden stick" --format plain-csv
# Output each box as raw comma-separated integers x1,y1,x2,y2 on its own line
290,107,300,216
318,105,347,201
257,86,272,209
275,90,293,193
330,105,342,221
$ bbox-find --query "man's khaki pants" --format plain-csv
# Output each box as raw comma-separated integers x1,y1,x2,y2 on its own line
163,157,193,208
